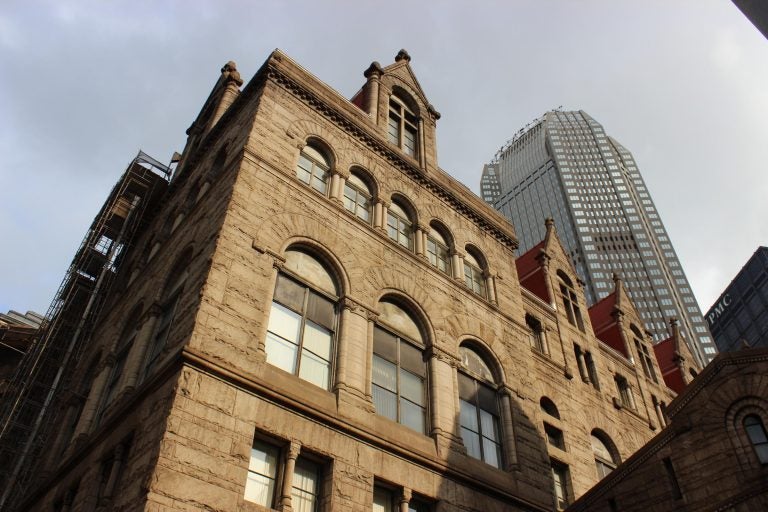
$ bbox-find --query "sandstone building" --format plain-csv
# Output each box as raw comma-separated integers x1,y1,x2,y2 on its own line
0,50,692,511
567,347,768,512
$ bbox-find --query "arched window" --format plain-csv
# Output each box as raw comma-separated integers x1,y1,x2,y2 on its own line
95,305,143,426
540,397,560,419
632,325,658,383
265,249,338,390
558,271,584,331
387,95,418,157
343,171,373,223
387,201,414,250
426,224,451,275
463,249,486,298
296,144,330,195
143,254,190,380
591,431,619,479
372,300,428,434
458,345,502,468
744,415,768,464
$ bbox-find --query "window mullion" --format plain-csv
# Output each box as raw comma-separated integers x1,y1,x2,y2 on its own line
295,288,310,376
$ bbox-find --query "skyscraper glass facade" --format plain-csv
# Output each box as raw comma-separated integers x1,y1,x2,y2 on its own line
488,110,715,364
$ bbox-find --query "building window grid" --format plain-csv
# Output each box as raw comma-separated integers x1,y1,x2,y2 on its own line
297,146,330,195
388,97,418,157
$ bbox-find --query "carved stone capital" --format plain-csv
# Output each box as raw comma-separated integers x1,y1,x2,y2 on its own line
341,296,372,317
426,345,459,367
287,440,301,460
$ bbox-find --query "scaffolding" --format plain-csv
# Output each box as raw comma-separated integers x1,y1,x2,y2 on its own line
0,151,172,510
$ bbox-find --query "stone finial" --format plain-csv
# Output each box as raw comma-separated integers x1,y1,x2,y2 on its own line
364,61,383,78
395,49,411,62
544,217,555,231
221,60,243,86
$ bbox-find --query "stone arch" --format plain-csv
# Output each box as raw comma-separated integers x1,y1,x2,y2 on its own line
278,236,349,298
375,291,432,347
458,336,506,385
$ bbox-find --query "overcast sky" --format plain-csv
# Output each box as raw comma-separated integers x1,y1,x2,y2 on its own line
1,1,767,320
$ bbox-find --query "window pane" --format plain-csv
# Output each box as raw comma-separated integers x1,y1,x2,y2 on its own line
480,410,499,442
373,328,398,363
387,115,400,145
458,373,476,402
372,356,397,391
482,437,501,468
306,292,335,329
461,427,481,459
265,333,298,374
400,369,424,405
267,303,301,344
460,399,478,431
401,399,425,433
373,486,394,512
274,275,305,312
292,458,319,512
400,342,425,377
299,349,330,389
403,127,416,156
373,385,397,421
245,441,278,506
478,384,498,414
302,321,332,360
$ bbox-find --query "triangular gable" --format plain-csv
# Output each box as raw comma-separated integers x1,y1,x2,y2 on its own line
381,50,432,110
515,241,549,303
654,337,685,394
588,291,627,357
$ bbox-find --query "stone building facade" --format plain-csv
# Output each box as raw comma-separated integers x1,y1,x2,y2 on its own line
17,50,684,511
567,347,768,512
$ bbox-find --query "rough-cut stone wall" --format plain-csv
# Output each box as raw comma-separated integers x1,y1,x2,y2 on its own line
23,51,678,512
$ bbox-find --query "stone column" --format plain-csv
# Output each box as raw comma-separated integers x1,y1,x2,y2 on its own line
122,308,160,391
499,386,519,470
373,200,384,230
399,488,412,512
576,349,589,383
654,398,666,428
427,346,463,456
336,298,371,400
414,224,426,256
102,443,126,501
363,62,383,119
452,251,465,282
255,252,286,357
278,441,302,511
418,118,426,168
378,200,390,233
72,360,111,437
485,272,498,305
365,311,379,399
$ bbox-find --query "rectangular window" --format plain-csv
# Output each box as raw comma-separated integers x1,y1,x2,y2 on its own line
545,423,565,450
551,460,570,510
614,375,635,410
245,438,321,511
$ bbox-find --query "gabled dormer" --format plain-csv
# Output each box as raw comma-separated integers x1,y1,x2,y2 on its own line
654,318,699,394
588,274,635,358
351,50,440,172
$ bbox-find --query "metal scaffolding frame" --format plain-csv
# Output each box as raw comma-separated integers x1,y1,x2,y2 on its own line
0,151,171,510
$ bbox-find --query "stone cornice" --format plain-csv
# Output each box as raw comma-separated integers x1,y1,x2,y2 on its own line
263,51,519,250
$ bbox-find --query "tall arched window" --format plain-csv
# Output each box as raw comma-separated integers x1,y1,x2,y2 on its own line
632,325,658,383
426,224,451,275
343,171,373,223
463,249,487,298
591,431,619,479
744,415,768,464
143,254,190,380
558,272,585,331
372,300,427,434
387,95,417,157
458,345,502,468
95,305,142,426
296,144,330,195
387,201,414,250
265,249,338,390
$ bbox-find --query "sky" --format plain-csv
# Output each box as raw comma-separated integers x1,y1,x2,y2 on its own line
1,0,767,320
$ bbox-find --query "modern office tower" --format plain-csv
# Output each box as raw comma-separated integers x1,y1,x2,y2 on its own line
0,51,684,512
705,246,768,352
480,163,501,204
488,110,715,365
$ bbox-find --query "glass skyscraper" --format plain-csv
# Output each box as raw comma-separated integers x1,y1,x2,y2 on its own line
486,110,715,365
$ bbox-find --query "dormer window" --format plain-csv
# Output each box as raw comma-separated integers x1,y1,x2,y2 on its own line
388,97,417,158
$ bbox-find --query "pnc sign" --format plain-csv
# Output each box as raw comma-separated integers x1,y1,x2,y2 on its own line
707,294,732,326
